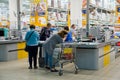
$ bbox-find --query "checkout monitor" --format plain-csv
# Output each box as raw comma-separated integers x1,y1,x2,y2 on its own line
0,29,4,37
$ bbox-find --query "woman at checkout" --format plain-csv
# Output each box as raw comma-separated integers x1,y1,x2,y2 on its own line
43,30,68,72
25,25,39,69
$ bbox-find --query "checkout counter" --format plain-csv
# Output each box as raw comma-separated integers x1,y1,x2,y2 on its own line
38,40,116,70
0,40,27,61
0,38,118,70
0,27,28,61
61,41,115,70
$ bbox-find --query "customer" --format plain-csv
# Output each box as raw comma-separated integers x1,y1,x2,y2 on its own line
64,24,76,42
40,23,52,41
43,30,68,72
25,25,39,69
39,23,52,68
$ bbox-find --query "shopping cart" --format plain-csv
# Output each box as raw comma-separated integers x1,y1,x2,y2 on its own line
54,43,78,76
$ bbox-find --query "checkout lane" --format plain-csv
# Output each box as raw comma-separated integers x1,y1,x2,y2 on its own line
38,39,118,70
0,38,119,70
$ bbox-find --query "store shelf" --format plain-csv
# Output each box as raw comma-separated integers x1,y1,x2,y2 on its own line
56,22,67,27
48,7,58,12
48,7,68,12
89,3,115,13
83,2,115,26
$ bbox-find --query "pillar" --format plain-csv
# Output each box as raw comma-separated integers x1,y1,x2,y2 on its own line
9,0,21,30
70,0,82,28
9,0,17,29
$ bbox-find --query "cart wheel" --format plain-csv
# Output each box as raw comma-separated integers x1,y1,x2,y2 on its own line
59,70,63,76
75,70,78,74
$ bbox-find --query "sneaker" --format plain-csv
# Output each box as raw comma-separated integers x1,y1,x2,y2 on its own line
51,69,58,72
34,66,38,69
28,67,32,69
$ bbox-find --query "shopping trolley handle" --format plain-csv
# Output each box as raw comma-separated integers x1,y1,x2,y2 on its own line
56,44,63,48
56,43,75,48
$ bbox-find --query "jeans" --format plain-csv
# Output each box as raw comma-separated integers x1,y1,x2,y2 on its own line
45,52,53,69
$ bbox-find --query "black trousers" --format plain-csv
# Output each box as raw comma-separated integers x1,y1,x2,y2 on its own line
28,46,38,67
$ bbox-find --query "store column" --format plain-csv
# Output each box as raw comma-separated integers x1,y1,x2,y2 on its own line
9,0,21,30
70,0,82,28
9,0,17,29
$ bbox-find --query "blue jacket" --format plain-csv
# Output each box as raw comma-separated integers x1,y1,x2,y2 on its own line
25,29,39,46
65,31,73,42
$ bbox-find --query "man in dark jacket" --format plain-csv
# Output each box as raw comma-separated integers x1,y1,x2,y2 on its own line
40,23,52,41
39,23,52,68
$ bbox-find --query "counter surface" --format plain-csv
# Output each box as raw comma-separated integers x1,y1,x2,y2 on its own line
57,41,112,49
38,41,113,49
0,40,25,45
36,39,120,49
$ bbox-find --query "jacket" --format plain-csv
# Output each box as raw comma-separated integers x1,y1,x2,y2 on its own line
25,29,39,46
40,27,51,41
43,34,63,55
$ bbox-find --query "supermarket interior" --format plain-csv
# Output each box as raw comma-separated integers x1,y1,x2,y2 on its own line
1,0,120,80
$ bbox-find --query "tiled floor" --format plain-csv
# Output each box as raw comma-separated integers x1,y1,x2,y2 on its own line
0,57,120,80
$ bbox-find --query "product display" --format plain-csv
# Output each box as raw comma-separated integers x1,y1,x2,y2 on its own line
30,0,47,26
115,4,120,32
82,0,115,28
30,0,69,27
47,0,69,27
